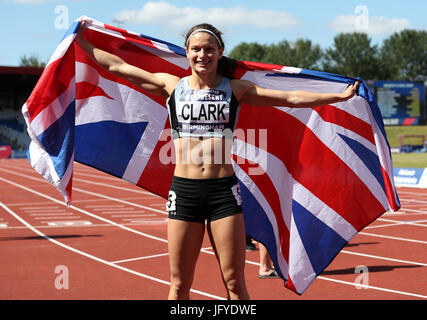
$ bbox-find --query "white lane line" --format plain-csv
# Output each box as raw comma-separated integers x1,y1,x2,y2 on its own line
74,177,154,196
358,231,427,245
0,201,224,300
0,162,156,197
73,186,166,215
366,218,427,230
316,276,427,299
378,218,427,228
340,250,427,267
33,216,82,220
0,167,166,215
20,207,62,210
1,167,426,298
0,176,167,244
113,246,214,264
85,204,125,208
111,252,170,264
29,213,74,216
111,214,157,218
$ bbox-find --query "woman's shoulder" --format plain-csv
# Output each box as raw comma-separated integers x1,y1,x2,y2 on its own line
155,73,182,95
230,78,255,101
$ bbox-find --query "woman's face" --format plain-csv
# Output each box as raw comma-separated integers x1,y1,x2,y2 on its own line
186,31,223,75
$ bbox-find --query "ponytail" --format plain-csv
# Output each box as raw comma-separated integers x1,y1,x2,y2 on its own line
217,56,237,79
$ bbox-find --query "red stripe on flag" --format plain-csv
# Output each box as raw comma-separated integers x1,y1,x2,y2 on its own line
26,45,76,122
381,167,400,211
236,105,386,231
233,154,290,264
75,46,168,108
314,105,375,145
136,121,175,199
65,172,73,203
76,81,114,100
84,28,188,78
285,275,298,293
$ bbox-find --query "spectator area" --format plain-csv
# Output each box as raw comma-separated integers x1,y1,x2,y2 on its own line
0,66,43,152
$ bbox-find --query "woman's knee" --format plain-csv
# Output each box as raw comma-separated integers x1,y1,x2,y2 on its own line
222,269,245,292
169,275,193,298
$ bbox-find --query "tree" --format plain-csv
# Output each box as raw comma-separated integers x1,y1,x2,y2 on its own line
380,29,427,82
322,32,386,80
265,39,323,69
228,39,323,70
19,54,46,68
228,42,269,63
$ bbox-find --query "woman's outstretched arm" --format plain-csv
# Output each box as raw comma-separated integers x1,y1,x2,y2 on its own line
232,79,360,108
75,23,179,98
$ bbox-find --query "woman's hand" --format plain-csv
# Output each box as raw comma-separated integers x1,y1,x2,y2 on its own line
340,81,360,101
76,20,87,43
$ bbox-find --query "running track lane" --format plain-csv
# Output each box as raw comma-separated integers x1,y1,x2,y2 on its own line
0,159,426,300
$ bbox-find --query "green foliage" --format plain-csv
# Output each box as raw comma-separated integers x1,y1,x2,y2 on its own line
228,42,269,63
229,39,322,69
380,30,427,82
228,29,426,82
19,54,46,68
322,32,385,79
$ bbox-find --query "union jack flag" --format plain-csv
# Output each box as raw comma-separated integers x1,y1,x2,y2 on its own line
22,16,400,295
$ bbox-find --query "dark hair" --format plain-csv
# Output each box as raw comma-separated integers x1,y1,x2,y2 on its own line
184,23,224,49
184,23,237,79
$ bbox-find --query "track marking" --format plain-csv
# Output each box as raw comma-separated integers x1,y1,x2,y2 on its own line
358,231,427,245
340,250,427,267
73,186,167,215
0,201,225,300
378,217,427,227
316,276,427,299
0,175,168,244
2,166,427,298
0,167,167,216
112,252,170,264
400,198,427,204
366,218,427,229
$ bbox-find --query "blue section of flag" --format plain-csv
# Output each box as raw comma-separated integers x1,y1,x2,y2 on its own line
60,20,80,43
140,33,186,56
239,181,283,278
338,133,386,194
292,200,347,275
75,121,148,178
37,102,75,179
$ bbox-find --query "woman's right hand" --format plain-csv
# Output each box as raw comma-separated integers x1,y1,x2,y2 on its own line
76,20,87,42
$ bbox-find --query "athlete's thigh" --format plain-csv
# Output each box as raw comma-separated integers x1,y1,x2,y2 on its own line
167,218,205,277
207,213,246,273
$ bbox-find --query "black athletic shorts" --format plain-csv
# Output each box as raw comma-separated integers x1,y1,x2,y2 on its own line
166,175,242,223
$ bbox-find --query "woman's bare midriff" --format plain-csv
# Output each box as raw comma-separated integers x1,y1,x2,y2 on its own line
172,136,235,179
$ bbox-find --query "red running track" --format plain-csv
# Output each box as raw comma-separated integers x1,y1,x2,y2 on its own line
0,159,426,300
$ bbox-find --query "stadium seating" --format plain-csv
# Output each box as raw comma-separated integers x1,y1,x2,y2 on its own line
0,108,30,150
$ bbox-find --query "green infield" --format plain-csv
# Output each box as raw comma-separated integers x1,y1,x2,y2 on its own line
383,125,427,168
391,152,427,168
384,125,427,148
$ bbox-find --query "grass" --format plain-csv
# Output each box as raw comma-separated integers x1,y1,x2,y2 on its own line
384,125,427,148
391,152,427,168
384,125,427,168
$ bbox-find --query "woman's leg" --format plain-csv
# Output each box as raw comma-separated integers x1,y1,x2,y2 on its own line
258,243,277,277
207,213,249,300
167,219,205,300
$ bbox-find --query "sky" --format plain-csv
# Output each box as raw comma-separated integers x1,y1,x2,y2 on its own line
0,0,426,66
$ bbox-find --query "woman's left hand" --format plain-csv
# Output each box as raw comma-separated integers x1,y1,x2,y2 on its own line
341,81,360,101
